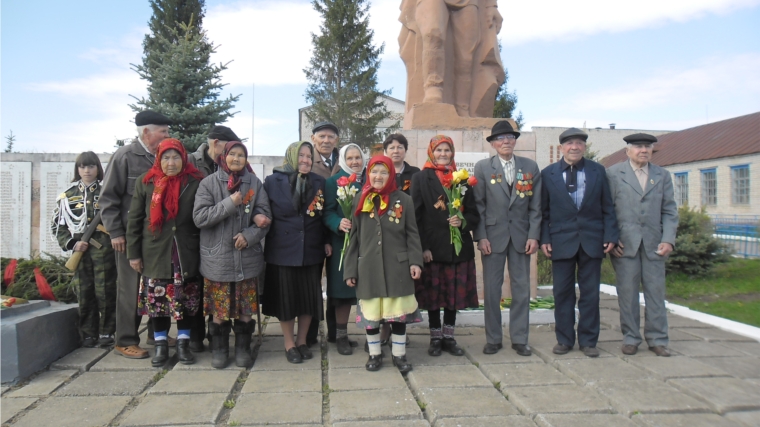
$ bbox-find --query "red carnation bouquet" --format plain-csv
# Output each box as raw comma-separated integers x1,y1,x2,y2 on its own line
336,173,359,270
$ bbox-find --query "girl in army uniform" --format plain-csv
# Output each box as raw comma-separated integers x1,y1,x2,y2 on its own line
51,151,116,348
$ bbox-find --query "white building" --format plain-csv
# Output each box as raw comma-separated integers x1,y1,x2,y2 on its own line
298,95,405,142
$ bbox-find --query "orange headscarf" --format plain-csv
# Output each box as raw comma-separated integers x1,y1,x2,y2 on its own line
422,135,457,188
354,155,397,217
142,138,203,233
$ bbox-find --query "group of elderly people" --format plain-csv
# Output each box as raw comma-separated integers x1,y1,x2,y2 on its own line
78,110,677,374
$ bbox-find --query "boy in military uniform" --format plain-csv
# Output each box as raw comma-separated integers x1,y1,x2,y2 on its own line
51,151,117,347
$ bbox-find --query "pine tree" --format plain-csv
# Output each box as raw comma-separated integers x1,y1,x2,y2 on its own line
142,0,208,77
493,68,524,129
304,0,397,149
130,17,240,151
5,130,15,153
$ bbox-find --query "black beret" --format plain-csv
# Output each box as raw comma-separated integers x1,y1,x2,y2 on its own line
312,121,339,135
135,110,172,126
559,128,588,144
486,120,520,141
208,125,240,142
623,133,657,145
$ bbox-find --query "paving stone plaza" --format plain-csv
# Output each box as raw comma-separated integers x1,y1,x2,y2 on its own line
2,292,760,427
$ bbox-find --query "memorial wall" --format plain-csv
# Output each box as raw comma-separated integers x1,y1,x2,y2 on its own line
0,152,281,259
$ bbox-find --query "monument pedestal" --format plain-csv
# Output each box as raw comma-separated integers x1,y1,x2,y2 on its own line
404,102,516,130
1,300,79,383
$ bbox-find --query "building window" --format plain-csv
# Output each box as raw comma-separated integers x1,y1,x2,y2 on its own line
731,165,750,205
674,172,689,207
701,168,717,206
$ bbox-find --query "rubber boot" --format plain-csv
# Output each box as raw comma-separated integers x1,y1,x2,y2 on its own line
151,341,169,367
209,322,230,369
233,319,255,368
176,338,195,365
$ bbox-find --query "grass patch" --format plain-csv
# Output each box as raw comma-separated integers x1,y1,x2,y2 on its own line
666,258,760,327
229,421,241,426
223,399,236,409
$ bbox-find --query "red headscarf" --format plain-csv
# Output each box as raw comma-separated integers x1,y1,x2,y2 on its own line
217,141,254,193
143,138,203,233
355,155,397,217
422,135,457,188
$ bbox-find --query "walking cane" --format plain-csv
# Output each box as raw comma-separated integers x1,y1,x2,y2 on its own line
256,279,263,346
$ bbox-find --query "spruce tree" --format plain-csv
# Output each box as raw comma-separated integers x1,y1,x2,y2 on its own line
5,130,15,153
130,18,240,151
493,68,524,129
142,0,208,77
304,0,396,149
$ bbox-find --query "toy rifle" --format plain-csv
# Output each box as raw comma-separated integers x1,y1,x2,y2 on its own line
65,212,103,271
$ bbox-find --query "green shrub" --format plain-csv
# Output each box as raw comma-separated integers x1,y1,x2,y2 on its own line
666,206,731,276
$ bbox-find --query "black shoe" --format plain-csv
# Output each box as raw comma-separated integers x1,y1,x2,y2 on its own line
286,347,302,364
365,354,383,371
442,338,464,356
336,336,353,355
189,339,205,353
82,337,98,348
97,335,114,348
298,344,313,360
428,338,442,357
176,338,195,365
392,355,413,373
329,337,358,347
580,346,600,358
553,343,572,355
151,341,169,367
483,343,503,354
233,319,254,367
511,343,532,356
209,322,230,369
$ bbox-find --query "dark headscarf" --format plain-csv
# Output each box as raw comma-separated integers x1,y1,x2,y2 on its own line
217,141,253,193
274,141,314,213
143,138,203,233
355,155,397,217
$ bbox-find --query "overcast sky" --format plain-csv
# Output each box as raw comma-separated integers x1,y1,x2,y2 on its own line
2,0,759,155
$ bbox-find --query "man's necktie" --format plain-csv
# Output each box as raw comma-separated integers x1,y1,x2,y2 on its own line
504,161,513,185
566,166,577,193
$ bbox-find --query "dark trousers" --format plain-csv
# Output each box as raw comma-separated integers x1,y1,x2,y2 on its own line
306,296,336,343
115,250,143,347
552,247,602,348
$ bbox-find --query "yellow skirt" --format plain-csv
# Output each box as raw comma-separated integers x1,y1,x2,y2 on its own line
356,295,423,329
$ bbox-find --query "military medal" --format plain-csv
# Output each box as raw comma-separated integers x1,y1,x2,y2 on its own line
490,174,496,184
520,193,525,198
369,212,375,218
395,219,399,224
497,174,503,183
245,205,250,214
650,179,654,184
389,216,394,222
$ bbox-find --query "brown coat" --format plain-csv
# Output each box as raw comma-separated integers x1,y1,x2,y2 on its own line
343,190,423,300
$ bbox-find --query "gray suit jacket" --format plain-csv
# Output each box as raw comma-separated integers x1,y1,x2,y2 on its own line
473,155,542,254
607,161,679,261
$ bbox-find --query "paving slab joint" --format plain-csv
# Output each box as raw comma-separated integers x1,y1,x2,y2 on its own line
320,322,330,425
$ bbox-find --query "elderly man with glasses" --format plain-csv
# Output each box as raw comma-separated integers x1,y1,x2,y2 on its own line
473,120,542,356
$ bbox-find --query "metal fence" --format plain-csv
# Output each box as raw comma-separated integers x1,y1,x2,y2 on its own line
709,215,759,258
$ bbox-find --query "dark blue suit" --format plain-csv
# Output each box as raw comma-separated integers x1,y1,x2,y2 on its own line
540,158,618,348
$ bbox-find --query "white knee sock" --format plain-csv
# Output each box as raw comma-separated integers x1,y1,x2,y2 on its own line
391,333,406,357
366,334,382,356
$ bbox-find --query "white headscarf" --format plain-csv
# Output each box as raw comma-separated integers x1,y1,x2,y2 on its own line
338,143,366,176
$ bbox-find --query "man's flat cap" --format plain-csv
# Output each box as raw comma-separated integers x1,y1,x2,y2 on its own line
486,120,520,141
208,125,240,142
312,121,339,135
559,128,588,144
135,111,172,126
623,133,657,145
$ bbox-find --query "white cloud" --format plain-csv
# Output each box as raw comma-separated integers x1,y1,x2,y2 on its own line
205,2,320,87
574,53,760,110
504,0,760,45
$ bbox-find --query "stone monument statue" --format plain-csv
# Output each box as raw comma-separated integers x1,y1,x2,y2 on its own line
399,0,506,129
